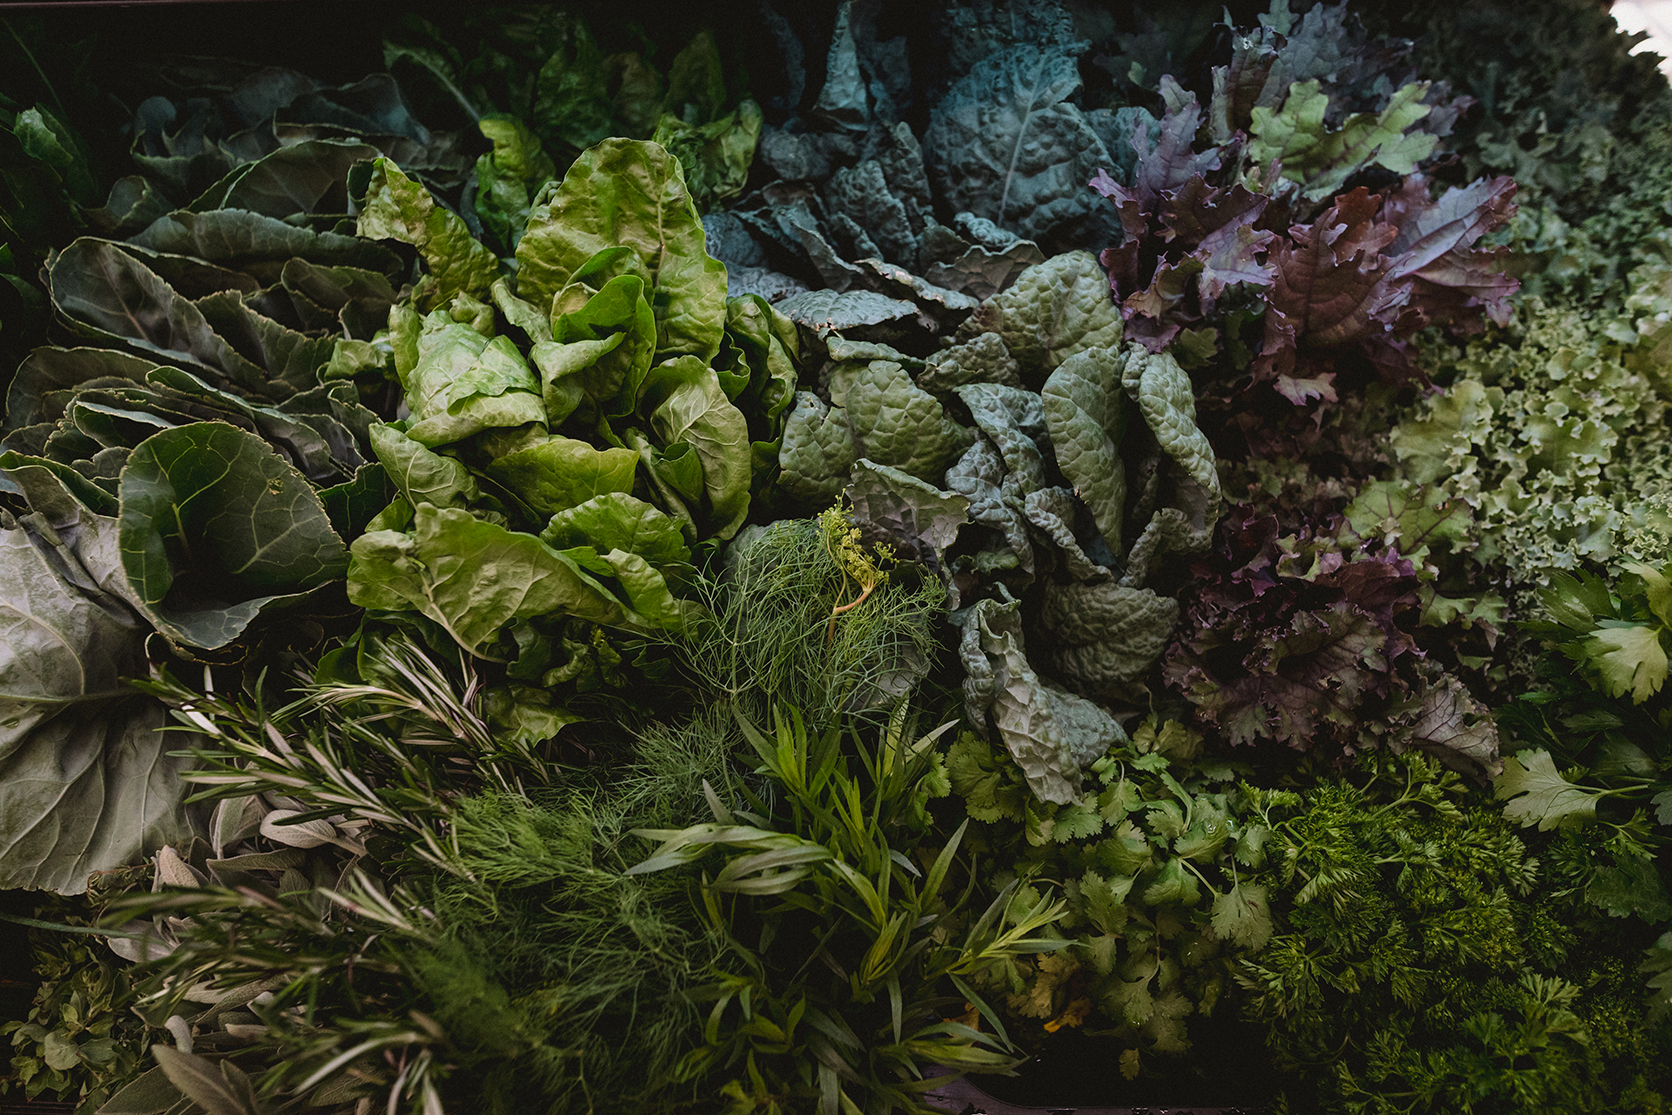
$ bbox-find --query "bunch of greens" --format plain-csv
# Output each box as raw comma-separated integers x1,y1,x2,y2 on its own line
1239,750,1672,1114
1084,3,1518,465
1376,0,1672,307
119,61,469,215
1493,557,1672,1016
344,141,800,726
777,253,1225,803
1162,480,1501,772
96,638,725,1115
678,509,945,729
629,704,1064,1115
1,891,150,1112
384,9,761,216
92,504,961,1115
707,0,1094,307
0,131,421,894
1389,293,1672,600
947,715,1269,1079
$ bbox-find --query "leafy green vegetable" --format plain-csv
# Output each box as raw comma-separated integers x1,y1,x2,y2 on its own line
1241,750,1672,1114
344,141,802,676
1496,750,1603,830
1390,298,1672,594
349,502,629,654
949,715,1261,1070
515,139,727,360
117,422,349,650
0,462,203,893
359,158,497,309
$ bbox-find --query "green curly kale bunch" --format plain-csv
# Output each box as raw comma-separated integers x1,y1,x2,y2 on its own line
1391,294,1672,601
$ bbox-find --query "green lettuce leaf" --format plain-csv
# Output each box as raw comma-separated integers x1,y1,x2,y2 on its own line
515,139,726,361
357,157,497,307
480,435,637,519
538,493,690,570
644,356,752,539
347,502,626,654
1247,80,1439,202
368,422,482,511
474,115,557,254
401,318,546,448
547,273,656,411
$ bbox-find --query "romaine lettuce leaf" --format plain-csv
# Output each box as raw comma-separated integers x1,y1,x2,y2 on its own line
516,139,727,361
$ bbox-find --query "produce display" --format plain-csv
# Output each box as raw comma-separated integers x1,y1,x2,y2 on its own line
1,1,1670,1113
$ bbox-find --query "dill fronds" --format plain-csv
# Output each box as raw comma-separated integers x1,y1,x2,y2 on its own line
680,513,943,728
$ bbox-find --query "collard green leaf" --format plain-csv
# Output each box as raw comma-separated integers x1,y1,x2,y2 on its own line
358,157,497,307
117,423,348,649
1494,750,1602,831
516,139,727,361
48,239,268,395
347,502,626,655
189,139,380,221
5,347,160,428
0,477,203,893
1042,347,1128,552
128,208,401,284
193,290,336,394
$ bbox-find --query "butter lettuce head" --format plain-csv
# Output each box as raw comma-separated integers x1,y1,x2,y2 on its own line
515,138,727,361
